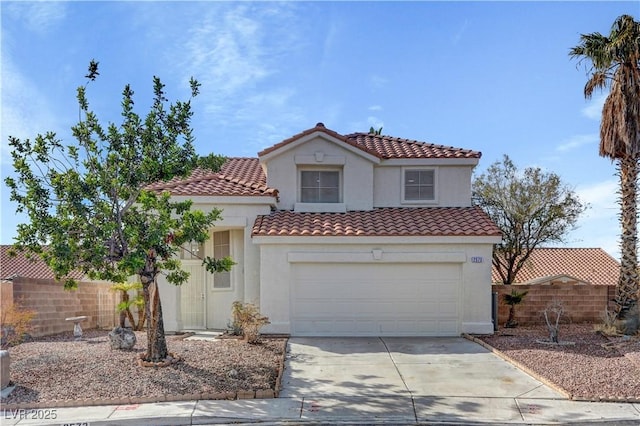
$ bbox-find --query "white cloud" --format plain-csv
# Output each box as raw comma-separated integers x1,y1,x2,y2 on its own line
368,105,383,111
576,179,617,214
565,179,619,257
184,6,270,97
451,19,469,45
556,133,598,152
167,3,307,139
369,74,388,89
0,56,57,165
581,93,606,120
5,1,67,34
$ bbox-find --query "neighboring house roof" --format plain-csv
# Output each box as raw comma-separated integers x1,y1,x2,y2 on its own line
146,158,278,197
258,122,482,160
252,207,501,237
0,245,84,281
523,274,589,286
491,248,619,286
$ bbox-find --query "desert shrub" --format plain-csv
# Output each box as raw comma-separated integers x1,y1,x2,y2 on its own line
1,301,35,348
231,301,270,343
594,306,621,336
543,299,565,343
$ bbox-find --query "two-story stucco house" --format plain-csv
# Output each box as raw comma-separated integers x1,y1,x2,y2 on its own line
150,123,501,336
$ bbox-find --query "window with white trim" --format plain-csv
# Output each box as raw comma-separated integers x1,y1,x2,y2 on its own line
179,242,204,260
300,170,341,203
212,231,231,289
403,169,435,201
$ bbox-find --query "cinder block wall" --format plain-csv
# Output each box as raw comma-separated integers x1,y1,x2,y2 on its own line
492,284,615,327
1,282,13,309
2,278,118,337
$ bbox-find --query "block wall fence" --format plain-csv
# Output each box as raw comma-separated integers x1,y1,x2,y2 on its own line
492,284,616,327
1,278,118,337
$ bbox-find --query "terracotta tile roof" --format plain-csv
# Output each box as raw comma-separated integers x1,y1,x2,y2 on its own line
492,248,619,286
258,122,481,160
252,206,501,237
345,133,481,159
0,246,85,281
146,157,278,197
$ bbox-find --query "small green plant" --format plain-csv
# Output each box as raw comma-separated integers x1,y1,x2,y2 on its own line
503,289,528,328
1,300,35,348
111,282,146,330
226,318,243,336
231,301,270,343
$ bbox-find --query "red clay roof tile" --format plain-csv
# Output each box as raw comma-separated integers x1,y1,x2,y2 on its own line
0,246,85,281
492,248,619,286
146,157,278,197
258,123,481,159
252,207,501,237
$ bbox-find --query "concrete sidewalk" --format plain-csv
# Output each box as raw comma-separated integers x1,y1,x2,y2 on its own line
1,397,639,425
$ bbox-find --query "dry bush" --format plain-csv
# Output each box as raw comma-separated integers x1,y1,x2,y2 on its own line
1,300,35,348
231,301,270,344
594,307,620,336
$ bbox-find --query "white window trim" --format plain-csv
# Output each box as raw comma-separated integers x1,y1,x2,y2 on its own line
401,167,438,204
297,167,343,204
211,230,233,292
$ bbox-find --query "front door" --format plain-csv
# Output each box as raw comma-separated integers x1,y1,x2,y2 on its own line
180,261,206,329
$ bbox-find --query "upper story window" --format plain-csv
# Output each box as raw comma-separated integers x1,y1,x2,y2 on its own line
403,169,436,202
300,170,340,203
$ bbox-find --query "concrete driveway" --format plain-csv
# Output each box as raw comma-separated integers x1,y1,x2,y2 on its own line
280,336,561,399
278,336,621,424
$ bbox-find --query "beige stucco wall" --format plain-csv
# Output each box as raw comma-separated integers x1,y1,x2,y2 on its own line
373,165,474,207
262,136,375,211
261,133,478,211
255,237,497,336
159,198,273,332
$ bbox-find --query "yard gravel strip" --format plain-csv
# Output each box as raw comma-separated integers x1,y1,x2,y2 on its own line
2,330,287,408
476,324,640,402
4,325,639,408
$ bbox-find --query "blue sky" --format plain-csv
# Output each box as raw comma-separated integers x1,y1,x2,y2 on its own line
2,1,639,257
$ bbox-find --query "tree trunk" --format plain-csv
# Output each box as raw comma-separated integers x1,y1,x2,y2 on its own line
120,291,136,329
505,305,517,328
616,157,640,332
149,279,168,359
139,251,169,362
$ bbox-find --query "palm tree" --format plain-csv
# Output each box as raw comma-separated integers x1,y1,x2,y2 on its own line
570,15,640,333
503,289,528,328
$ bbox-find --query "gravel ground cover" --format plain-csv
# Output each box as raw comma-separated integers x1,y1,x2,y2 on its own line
2,329,287,406
476,324,640,401
3,325,639,406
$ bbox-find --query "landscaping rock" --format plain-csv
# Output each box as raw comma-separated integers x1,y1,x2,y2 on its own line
108,327,136,350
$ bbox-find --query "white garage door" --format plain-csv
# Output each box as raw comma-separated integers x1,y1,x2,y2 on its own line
291,262,461,336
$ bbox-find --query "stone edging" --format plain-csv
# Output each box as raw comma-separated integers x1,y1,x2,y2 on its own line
1,337,289,411
463,333,640,404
